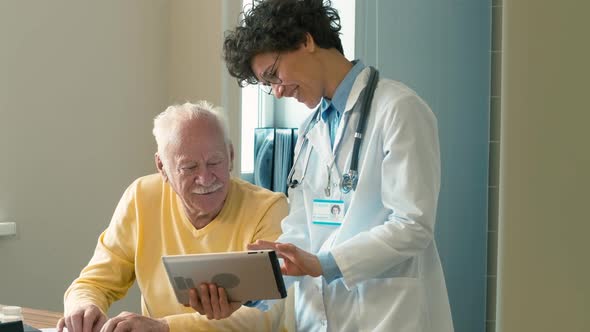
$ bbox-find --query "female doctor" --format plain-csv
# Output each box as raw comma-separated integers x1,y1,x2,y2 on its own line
216,0,454,331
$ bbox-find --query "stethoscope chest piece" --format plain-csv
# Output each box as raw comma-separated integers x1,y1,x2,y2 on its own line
340,170,358,194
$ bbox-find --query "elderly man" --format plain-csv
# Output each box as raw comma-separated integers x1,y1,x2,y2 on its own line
57,101,288,332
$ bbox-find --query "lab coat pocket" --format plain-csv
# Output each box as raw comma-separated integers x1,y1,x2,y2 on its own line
356,277,426,332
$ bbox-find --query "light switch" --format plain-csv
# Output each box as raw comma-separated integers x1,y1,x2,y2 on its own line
0,222,17,236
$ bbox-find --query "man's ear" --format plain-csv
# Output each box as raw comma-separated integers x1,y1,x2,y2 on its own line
229,143,235,172
155,152,168,182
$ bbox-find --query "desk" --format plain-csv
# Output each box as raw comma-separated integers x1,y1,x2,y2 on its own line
1,305,62,329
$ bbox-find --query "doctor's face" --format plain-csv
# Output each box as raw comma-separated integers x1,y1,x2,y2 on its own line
251,41,326,109
156,115,233,223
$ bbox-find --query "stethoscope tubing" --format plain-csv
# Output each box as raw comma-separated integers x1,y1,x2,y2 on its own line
348,67,379,174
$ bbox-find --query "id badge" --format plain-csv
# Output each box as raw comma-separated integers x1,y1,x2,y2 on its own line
312,199,345,226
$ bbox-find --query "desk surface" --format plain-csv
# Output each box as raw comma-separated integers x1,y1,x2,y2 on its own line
1,304,62,329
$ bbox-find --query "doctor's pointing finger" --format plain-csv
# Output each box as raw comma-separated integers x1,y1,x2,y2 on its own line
248,240,323,277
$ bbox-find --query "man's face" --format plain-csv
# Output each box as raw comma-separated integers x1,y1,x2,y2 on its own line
157,115,233,221
251,37,325,109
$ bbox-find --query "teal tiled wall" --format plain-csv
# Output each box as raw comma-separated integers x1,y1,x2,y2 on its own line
356,1,492,331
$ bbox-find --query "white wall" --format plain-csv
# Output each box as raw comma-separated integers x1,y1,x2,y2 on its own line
168,0,243,175
497,1,590,331
0,0,234,315
169,0,222,105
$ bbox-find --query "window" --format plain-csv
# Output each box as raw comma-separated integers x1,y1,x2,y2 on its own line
240,85,274,174
240,84,259,174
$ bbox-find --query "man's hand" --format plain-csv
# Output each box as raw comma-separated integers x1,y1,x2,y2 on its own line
186,283,242,320
99,312,169,332
57,303,107,332
248,240,323,277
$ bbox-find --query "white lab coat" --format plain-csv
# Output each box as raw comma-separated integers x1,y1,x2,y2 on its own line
279,66,454,332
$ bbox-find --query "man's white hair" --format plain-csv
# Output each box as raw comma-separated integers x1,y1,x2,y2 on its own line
152,101,231,159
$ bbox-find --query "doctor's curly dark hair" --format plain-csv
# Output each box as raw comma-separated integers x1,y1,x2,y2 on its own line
223,0,343,88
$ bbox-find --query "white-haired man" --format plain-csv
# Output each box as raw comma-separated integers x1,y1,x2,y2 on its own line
58,101,289,332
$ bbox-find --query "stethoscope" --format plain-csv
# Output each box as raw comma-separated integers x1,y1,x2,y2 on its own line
287,66,379,194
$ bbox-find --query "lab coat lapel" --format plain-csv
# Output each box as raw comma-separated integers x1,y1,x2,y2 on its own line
307,120,334,167
332,67,370,154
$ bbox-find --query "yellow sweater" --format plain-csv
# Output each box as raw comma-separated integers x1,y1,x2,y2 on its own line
64,174,289,331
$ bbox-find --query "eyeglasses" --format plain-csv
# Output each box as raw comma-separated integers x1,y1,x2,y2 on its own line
259,53,282,95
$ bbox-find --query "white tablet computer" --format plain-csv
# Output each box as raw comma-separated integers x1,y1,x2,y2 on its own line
162,250,287,304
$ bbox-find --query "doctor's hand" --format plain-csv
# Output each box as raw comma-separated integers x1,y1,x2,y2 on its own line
57,303,107,332
248,240,323,277
99,312,169,332
186,284,242,320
